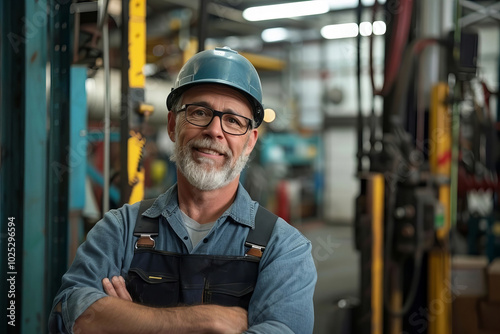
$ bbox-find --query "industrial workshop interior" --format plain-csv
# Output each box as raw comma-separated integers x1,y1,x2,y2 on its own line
2,0,500,333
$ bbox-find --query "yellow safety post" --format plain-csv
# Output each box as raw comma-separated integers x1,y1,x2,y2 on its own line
370,173,385,334
127,130,146,204
129,0,146,89
126,0,152,205
428,82,452,334
355,172,385,333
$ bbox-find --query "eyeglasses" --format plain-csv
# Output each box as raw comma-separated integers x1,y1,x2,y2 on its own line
178,104,253,136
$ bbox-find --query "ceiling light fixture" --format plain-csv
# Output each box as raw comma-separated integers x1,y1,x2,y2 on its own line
359,22,372,37
321,21,386,39
261,27,290,43
372,21,386,35
243,1,329,22
243,1,387,22
321,23,359,39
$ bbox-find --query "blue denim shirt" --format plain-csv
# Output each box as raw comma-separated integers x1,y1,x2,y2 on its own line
50,184,317,333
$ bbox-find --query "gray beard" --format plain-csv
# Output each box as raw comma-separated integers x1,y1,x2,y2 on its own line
170,136,250,191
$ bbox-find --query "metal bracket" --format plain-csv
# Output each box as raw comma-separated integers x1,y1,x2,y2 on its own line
245,242,265,258
135,234,156,249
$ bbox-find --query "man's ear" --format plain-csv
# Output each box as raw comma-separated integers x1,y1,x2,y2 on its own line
167,112,176,142
245,128,259,155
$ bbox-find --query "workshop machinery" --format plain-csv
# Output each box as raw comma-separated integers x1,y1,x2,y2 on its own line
353,0,499,333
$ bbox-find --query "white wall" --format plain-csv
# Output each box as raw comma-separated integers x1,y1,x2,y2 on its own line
289,35,384,222
323,128,359,222
477,26,499,114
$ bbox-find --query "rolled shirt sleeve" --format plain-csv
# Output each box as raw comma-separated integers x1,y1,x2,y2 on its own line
50,205,137,333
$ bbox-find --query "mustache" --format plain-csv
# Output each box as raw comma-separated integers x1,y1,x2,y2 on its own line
188,138,232,158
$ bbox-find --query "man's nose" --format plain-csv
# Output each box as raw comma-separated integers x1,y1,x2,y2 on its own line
203,115,224,138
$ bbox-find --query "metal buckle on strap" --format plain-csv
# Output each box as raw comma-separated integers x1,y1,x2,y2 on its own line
245,242,265,258
135,234,157,249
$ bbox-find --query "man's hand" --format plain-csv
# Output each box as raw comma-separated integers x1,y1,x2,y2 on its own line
99,276,248,333
209,305,248,334
102,276,132,301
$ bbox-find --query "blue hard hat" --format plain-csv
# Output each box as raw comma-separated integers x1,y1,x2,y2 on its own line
166,47,264,127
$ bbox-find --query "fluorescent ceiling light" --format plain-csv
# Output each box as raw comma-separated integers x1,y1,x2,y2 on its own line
321,23,359,39
243,1,329,21
262,28,290,43
243,0,388,22
361,0,387,6
359,22,372,36
321,21,386,39
372,21,386,35
328,0,359,10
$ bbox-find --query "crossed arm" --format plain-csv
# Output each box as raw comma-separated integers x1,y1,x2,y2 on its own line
73,276,248,334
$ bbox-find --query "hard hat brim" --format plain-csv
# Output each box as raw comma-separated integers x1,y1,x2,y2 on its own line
166,80,264,128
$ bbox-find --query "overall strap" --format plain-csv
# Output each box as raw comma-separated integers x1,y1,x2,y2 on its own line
245,205,278,258
133,199,279,257
134,198,158,249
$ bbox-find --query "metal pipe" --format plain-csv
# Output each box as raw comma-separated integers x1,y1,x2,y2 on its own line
450,0,463,228
197,0,209,51
97,0,110,31
120,0,130,206
86,69,172,124
100,0,111,213
73,10,80,64
356,0,363,172
417,0,442,152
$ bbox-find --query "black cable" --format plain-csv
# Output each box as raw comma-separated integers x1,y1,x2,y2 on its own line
382,130,425,317
356,0,364,172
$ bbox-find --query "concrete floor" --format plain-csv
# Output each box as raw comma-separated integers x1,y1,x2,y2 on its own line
299,222,360,334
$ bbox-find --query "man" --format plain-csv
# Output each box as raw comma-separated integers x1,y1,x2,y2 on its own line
49,47,317,334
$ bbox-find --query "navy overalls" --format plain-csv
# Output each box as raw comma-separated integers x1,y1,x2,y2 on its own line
125,199,278,309
48,201,277,333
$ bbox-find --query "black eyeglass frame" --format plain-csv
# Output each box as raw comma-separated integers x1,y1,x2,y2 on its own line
177,103,254,136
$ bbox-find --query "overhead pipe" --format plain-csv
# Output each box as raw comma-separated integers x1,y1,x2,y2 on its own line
86,69,173,125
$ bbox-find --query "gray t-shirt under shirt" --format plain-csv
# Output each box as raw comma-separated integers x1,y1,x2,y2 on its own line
180,210,216,248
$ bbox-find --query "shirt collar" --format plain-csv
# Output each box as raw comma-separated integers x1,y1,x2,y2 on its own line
142,183,258,228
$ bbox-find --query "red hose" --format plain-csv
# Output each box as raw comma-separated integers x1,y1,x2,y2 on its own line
371,0,414,96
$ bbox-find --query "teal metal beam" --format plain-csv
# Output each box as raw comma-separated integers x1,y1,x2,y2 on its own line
45,0,72,325
1,0,26,333
86,165,121,204
69,66,88,212
68,66,88,262
23,0,48,332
